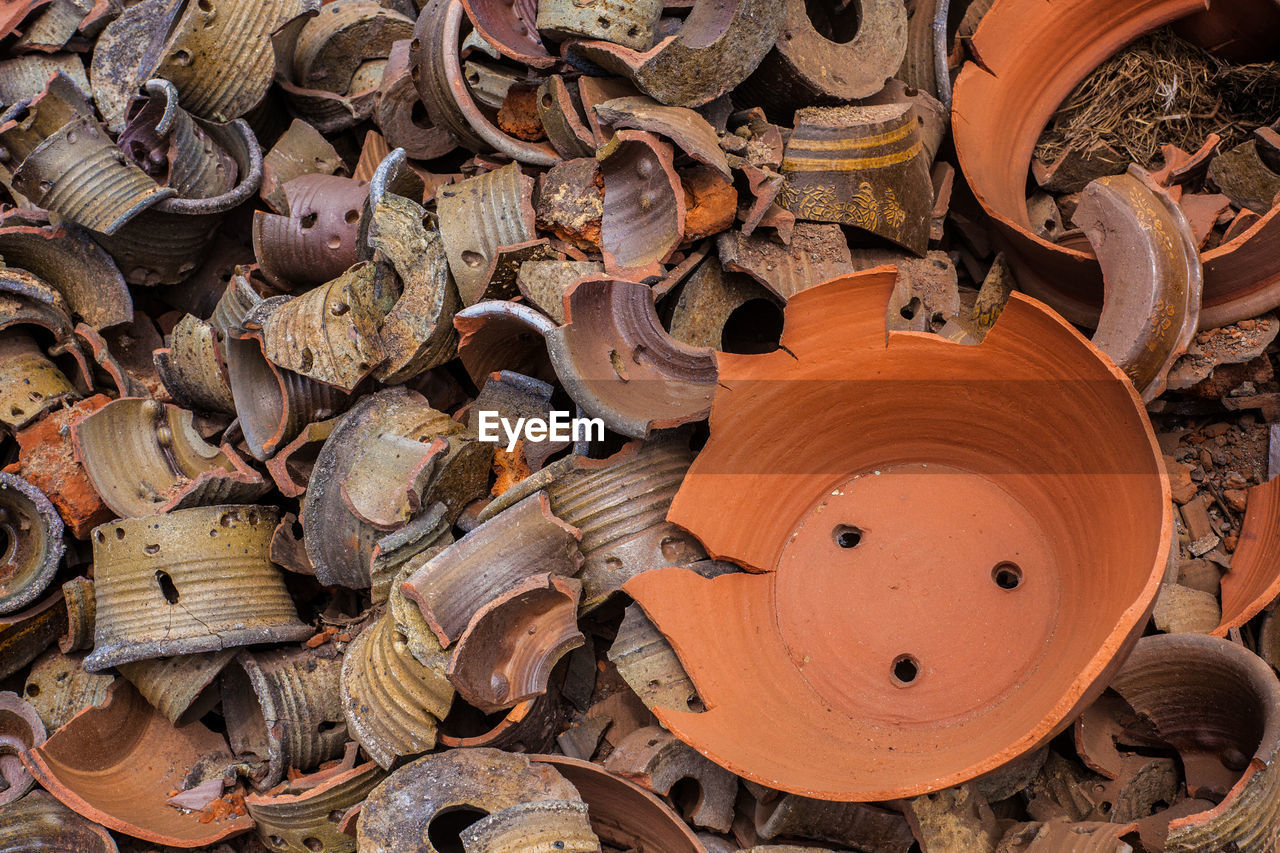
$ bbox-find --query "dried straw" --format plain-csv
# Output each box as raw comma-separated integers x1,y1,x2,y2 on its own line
1035,28,1280,169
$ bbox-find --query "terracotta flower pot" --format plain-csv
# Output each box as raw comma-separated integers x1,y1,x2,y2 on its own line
625,267,1170,800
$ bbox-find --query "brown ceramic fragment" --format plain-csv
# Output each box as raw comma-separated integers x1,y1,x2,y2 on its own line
458,800,600,852
625,268,1169,800
0,591,67,681
0,789,119,852
154,314,236,415
717,222,854,301
597,130,685,279
23,648,113,731
0,473,63,616
436,162,538,305
252,174,369,290
754,794,914,852
1214,475,1280,637
245,760,385,853
0,333,77,432
0,690,44,806
536,0,661,51
260,118,347,214
22,680,254,847
1208,140,1280,215
116,649,234,726
608,603,703,715
595,96,731,179
604,725,736,832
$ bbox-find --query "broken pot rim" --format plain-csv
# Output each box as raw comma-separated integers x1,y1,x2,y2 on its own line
633,266,1171,800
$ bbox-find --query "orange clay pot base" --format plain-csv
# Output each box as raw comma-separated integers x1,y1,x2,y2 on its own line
776,463,1058,725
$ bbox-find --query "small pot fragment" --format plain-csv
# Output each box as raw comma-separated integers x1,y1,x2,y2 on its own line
154,314,236,415
357,748,584,853
400,491,582,645
536,0,660,51
754,794,915,852
60,576,95,653
454,298,559,386
73,397,269,518
0,333,78,432
84,505,312,672
608,603,704,715
0,591,68,681
436,162,537,305
597,130,686,279
1215,476,1280,636
458,799,600,853
0,790,119,853
0,473,64,616
462,0,550,67
604,725,736,832
222,647,348,791
252,174,370,290
567,0,784,108
446,573,585,713
374,40,458,160
244,761,387,853
116,649,236,726
23,648,114,732
0,690,46,805
545,277,717,439
717,222,854,301
21,680,255,847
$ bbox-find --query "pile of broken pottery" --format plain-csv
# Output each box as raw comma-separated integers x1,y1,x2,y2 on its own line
3,0,1280,850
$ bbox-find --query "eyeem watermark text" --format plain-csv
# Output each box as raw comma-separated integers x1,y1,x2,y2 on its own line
476,411,604,451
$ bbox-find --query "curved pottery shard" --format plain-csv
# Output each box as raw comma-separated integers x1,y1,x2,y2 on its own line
739,0,908,108
567,0,784,108
459,800,600,853
73,398,268,518
1108,633,1280,853
0,790,119,852
778,102,932,255
461,0,551,67
85,505,312,672
0,691,45,806
245,761,386,853
546,277,717,439
625,267,1170,800
1074,169,1202,402
447,573,585,713
21,680,254,847
0,474,64,616
597,130,685,279
436,162,536,306
949,0,1280,330
1215,476,1280,637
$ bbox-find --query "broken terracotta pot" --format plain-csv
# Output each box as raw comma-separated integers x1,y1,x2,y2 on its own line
153,313,236,415
23,648,114,732
435,161,537,306
23,680,254,847
0,790,119,853
454,296,559,386
1213,475,1280,637
244,760,386,853
252,174,369,290
116,649,234,726
222,647,348,790
626,267,1170,800
356,748,584,853
545,277,717,439
608,602,704,715
951,0,1280,329
453,799,600,852
597,131,686,279
84,505,312,671
604,725,736,832
1107,633,1280,852
0,472,63,615
58,576,96,654
717,222,854,301
0,591,67,681
0,333,78,432
72,397,268,518
0,690,45,806
1073,168,1203,401
446,573,585,713
753,793,915,851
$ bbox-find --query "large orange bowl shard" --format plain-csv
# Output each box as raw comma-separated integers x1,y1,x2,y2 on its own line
624,268,1171,801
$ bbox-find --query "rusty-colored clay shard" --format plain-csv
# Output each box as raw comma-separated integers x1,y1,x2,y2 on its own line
595,96,731,179
116,649,235,726
881,251,961,334
740,0,907,110
536,0,661,51
668,255,781,351
531,755,708,853
73,314,163,397
755,795,915,852
0,473,63,616
369,503,453,604
462,0,550,67
154,314,235,415
84,505,312,672
0,690,45,806
604,725,736,832
265,418,337,500
0,790,119,852
446,574,584,713
0,73,174,234
1073,170,1203,402
358,749,583,853
1214,476,1280,637
567,0,783,108
598,130,685,279
252,174,369,290
0,333,76,431
73,398,268,518
22,681,253,847
370,192,460,383
609,603,703,714
459,800,600,853
536,76,596,160
625,268,1169,800
545,277,717,439
375,40,458,161
537,158,603,253
411,0,557,164
517,260,606,324
225,329,349,462
10,396,109,540
244,761,386,853
1107,634,1280,853
261,118,346,213
340,610,454,769
0,592,66,681
304,387,491,588
778,103,932,255
400,491,583,646
717,222,854,301
950,0,1280,330
436,162,537,306
222,648,347,791
25,649,113,731
454,298,558,386
259,262,388,392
